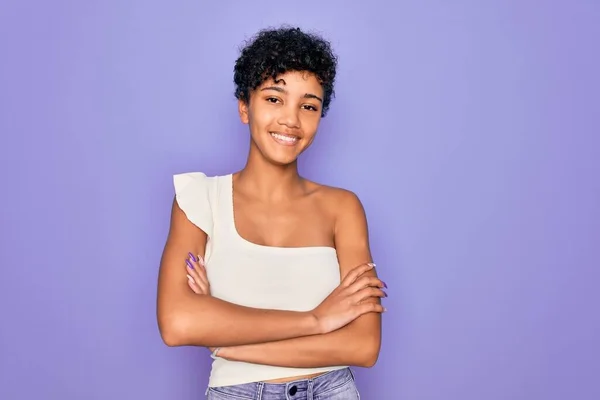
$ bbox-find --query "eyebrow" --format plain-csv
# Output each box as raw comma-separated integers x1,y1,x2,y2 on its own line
260,86,323,103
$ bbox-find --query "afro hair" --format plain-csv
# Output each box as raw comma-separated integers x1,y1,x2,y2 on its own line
233,26,338,117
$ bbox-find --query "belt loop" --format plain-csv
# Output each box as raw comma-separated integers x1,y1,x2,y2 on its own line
256,382,264,400
307,377,314,400
348,367,356,381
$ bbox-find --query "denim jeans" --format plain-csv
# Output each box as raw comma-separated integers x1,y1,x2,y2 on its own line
206,368,360,400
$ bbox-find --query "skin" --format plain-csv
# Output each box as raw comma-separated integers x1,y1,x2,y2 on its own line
157,70,385,384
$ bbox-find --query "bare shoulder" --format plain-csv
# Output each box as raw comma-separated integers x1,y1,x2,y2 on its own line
305,179,372,276
304,179,366,224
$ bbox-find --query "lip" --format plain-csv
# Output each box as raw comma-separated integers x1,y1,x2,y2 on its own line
270,132,300,147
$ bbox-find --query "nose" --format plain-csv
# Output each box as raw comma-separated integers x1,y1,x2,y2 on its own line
277,104,300,129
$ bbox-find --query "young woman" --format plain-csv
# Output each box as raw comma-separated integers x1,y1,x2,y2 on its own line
157,26,387,399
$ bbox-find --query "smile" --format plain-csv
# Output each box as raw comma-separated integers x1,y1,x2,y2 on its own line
270,132,299,146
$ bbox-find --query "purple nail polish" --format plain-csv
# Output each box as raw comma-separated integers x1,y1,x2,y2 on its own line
382,281,388,288
186,259,194,270
188,252,197,262
383,291,388,297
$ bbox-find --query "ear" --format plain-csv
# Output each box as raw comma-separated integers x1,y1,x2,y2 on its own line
238,99,249,124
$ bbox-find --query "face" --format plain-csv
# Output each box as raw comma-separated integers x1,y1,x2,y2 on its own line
238,70,324,166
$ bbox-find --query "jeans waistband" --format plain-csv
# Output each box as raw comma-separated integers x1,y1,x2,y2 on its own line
261,368,353,397
207,367,356,399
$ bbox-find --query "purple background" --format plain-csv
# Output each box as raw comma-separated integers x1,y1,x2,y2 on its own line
1,1,599,399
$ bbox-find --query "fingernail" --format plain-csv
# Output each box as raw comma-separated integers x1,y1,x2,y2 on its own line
188,252,197,262
186,259,194,270
382,281,387,288
368,263,376,267
383,291,388,297
198,255,205,266
187,274,195,284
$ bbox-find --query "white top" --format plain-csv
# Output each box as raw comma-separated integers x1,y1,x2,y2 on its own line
173,172,347,387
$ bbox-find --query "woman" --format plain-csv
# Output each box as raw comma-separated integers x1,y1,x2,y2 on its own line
157,26,387,399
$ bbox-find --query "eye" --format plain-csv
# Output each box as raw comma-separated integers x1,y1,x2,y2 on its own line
303,104,319,112
266,97,280,104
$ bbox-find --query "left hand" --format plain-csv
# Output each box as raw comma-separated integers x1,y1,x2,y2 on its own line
185,252,210,295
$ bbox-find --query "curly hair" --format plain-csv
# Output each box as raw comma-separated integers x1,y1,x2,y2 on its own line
233,26,338,117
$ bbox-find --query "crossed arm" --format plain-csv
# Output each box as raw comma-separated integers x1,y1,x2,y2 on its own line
156,191,383,368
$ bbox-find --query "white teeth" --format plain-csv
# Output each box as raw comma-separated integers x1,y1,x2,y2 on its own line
270,132,298,143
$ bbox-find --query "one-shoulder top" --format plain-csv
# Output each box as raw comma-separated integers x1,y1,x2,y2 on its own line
173,172,347,387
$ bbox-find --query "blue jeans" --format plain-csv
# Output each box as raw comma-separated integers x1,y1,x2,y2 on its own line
206,368,360,399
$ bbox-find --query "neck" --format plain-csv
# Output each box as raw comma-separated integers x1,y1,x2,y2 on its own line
236,145,304,201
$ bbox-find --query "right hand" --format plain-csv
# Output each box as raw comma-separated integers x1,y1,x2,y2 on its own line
185,252,211,295
311,263,387,334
